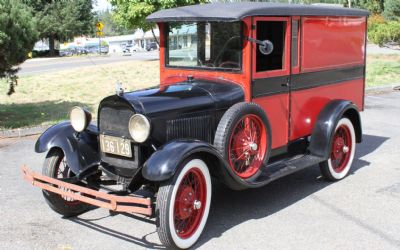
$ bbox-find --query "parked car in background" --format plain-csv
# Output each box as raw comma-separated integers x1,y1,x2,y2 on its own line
123,44,137,55
23,3,368,249
59,49,73,57
146,42,158,51
100,45,109,54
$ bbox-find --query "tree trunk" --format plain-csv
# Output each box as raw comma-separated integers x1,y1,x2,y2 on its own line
49,35,55,56
151,27,159,46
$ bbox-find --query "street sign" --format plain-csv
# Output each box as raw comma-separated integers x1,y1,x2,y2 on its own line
96,31,104,37
96,21,104,31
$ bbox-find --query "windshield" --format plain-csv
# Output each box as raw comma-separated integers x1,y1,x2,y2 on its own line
166,22,242,71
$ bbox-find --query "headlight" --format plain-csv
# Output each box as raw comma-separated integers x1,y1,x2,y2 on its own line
70,106,91,132
128,114,151,143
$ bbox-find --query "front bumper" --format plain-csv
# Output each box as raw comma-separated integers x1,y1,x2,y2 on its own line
21,166,152,216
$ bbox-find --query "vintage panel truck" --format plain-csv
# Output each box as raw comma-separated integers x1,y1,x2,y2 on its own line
22,3,368,249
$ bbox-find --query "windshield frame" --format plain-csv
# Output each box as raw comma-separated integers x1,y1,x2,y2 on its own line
164,21,243,73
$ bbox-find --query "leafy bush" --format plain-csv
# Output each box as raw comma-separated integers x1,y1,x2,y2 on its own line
0,0,38,94
368,15,400,46
383,0,400,21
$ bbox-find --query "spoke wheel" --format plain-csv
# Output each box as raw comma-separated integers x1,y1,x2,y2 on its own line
54,156,80,205
320,117,356,181
157,158,211,249
214,102,271,183
174,168,207,239
228,114,267,178
42,149,91,217
330,124,352,173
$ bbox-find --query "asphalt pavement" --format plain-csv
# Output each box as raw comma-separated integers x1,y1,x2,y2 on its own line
18,51,159,76
1,91,400,249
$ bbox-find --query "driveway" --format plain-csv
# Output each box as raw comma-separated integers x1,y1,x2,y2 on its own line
0,91,399,249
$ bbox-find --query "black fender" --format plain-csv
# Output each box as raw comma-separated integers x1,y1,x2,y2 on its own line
35,121,100,174
142,139,260,190
309,100,362,159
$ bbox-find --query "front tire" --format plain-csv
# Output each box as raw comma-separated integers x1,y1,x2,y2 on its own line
42,149,91,217
320,117,356,181
156,158,212,249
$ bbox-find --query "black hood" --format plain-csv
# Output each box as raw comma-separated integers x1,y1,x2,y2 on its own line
99,79,244,145
121,79,244,118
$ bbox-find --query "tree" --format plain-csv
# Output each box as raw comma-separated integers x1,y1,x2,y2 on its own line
0,0,38,95
110,0,209,35
383,0,400,21
25,0,94,55
352,0,385,14
95,10,134,36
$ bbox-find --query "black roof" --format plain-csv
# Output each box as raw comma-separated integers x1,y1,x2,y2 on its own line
146,3,369,22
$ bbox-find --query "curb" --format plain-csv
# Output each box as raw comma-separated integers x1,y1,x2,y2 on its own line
1,85,399,139
0,125,49,139
365,84,400,94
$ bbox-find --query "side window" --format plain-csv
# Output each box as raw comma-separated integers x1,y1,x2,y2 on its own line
291,19,299,68
256,21,286,72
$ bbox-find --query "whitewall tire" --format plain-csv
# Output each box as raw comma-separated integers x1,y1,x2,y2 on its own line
156,158,212,249
320,117,356,181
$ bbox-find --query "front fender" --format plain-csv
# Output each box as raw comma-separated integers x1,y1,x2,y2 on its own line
35,121,100,174
309,100,362,159
142,140,252,190
142,140,221,182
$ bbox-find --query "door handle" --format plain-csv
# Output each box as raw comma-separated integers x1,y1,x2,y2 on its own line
281,82,289,87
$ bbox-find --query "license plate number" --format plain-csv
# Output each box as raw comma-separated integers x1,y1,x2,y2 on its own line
100,135,132,157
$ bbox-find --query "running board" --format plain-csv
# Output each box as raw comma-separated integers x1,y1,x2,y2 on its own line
252,155,325,186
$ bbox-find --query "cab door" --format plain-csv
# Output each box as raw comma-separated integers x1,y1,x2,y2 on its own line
251,17,291,151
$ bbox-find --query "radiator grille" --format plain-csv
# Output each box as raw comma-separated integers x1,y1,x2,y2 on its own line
167,114,213,143
99,105,138,175
99,106,133,138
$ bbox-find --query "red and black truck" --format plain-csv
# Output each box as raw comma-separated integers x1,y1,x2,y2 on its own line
23,3,368,249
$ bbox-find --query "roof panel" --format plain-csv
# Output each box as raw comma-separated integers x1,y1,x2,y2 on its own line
146,3,369,22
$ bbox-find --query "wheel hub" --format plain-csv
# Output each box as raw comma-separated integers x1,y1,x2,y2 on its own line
176,186,195,219
193,200,202,210
228,115,267,178
249,142,258,151
333,137,346,159
330,124,353,173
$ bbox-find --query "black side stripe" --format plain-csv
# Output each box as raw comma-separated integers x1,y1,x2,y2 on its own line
252,65,365,98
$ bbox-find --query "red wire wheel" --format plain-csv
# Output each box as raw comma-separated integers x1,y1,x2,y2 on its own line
42,149,91,217
156,158,211,249
320,117,356,181
228,114,268,178
214,102,271,181
54,155,81,205
330,124,352,173
173,168,207,239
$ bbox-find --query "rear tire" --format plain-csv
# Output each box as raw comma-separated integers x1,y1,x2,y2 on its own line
156,158,212,249
319,117,356,181
42,149,91,217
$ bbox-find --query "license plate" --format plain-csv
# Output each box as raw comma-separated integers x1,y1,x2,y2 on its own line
100,135,132,157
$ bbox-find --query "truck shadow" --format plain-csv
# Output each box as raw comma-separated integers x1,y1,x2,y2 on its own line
69,134,387,249
70,215,165,249
195,133,388,248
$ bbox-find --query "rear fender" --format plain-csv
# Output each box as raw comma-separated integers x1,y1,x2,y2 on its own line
309,100,362,159
35,121,100,174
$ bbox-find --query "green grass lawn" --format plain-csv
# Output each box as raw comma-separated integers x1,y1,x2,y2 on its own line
366,54,400,87
1,54,399,129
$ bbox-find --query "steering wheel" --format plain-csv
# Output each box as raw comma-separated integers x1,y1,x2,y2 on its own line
214,36,241,66
218,61,240,68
